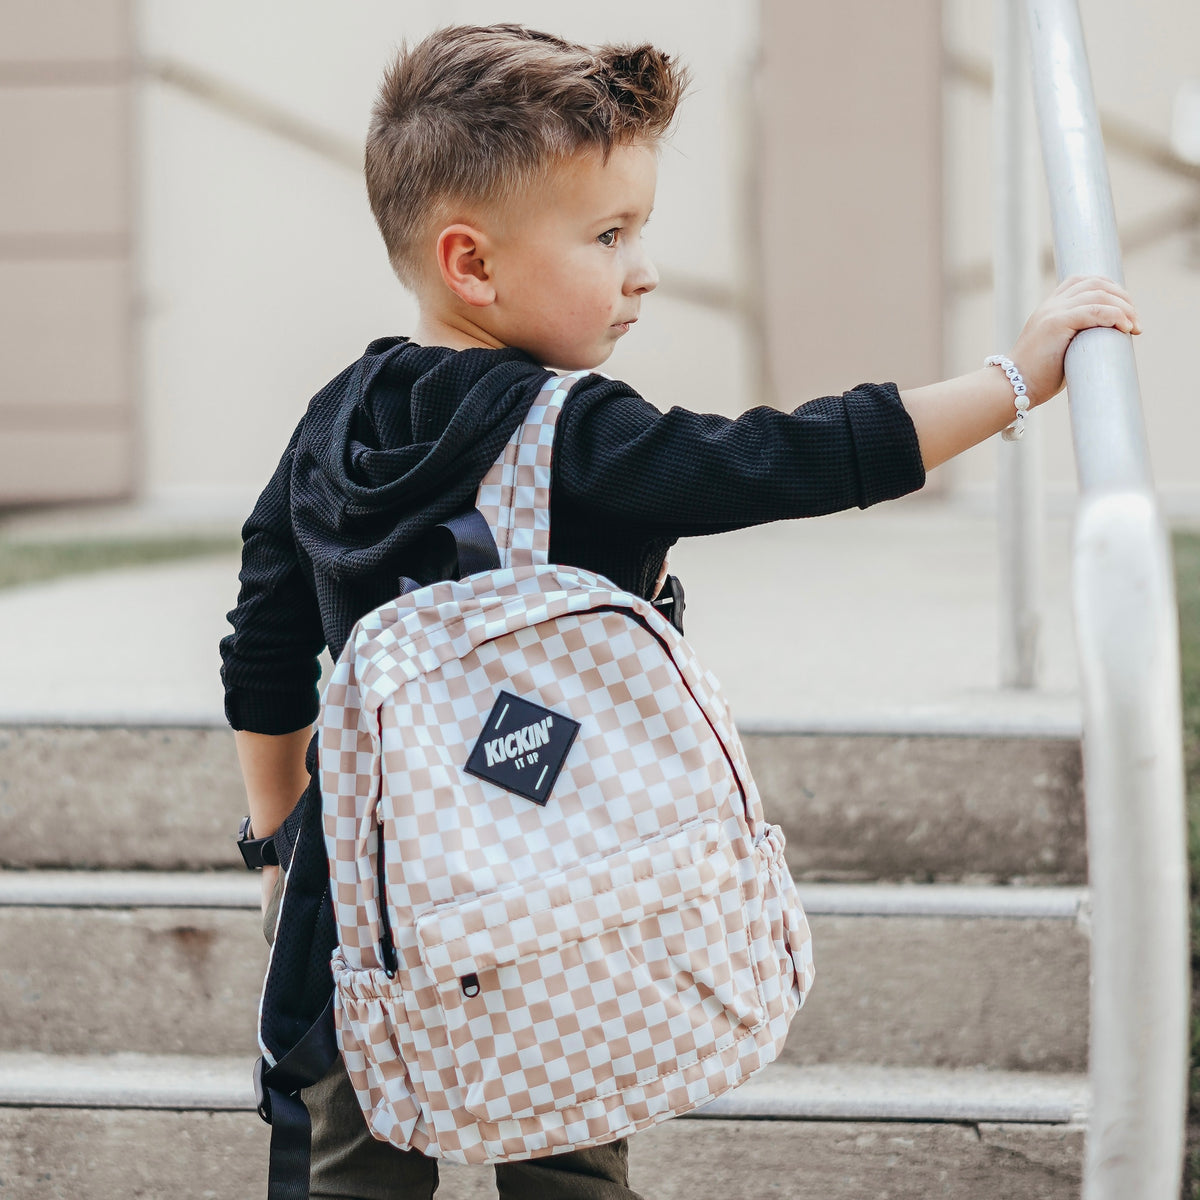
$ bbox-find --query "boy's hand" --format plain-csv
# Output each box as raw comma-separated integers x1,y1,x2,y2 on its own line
1009,275,1141,407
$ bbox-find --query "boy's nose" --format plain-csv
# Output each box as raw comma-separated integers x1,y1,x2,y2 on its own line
626,250,659,296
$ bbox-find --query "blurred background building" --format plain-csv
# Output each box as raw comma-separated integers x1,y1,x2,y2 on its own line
1,0,1197,520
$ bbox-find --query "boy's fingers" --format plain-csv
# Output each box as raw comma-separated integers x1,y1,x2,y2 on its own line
1050,284,1141,333
1069,302,1137,333
1064,288,1140,319
1056,274,1102,295
1058,274,1135,304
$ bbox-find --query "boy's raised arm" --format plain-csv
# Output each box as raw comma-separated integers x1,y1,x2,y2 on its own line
551,277,1140,542
899,275,1140,472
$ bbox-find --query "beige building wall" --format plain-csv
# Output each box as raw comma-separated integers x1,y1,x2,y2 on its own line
136,0,759,516
0,0,135,504
944,0,1200,515
8,2,1192,516
758,0,944,417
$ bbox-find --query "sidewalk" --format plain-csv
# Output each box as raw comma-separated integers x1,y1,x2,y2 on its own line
0,499,1085,733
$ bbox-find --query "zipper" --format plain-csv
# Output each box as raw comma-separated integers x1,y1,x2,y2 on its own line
468,601,749,817
589,605,750,818
376,813,398,977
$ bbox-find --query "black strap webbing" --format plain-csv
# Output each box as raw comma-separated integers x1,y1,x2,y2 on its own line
396,508,502,603
258,767,336,1200
256,996,339,1200
441,507,501,576
264,1089,314,1200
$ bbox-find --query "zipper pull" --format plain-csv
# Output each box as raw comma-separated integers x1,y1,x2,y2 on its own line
376,819,398,977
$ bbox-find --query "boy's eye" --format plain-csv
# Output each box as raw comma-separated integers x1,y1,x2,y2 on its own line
597,228,619,247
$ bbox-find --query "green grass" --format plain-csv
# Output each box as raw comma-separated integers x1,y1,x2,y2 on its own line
1178,530,1200,978
1177,531,1200,1197
0,534,239,591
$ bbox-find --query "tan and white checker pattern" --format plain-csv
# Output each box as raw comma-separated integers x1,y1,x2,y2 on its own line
316,375,815,1164
474,368,591,569
320,566,815,1163
412,820,765,1125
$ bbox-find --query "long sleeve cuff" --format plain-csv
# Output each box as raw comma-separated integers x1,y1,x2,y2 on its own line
224,683,320,735
844,381,926,508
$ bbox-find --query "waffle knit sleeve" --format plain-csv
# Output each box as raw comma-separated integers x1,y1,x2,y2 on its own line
219,421,327,735
553,378,926,535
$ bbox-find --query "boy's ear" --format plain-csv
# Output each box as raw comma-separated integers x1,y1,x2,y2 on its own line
435,224,495,307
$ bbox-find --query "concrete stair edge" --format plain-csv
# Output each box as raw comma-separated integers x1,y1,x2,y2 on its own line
740,714,1082,739
0,1054,1089,1126
0,870,1090,919
0,713,1084,738
696,1063,1089,1125
0,1053,253,1111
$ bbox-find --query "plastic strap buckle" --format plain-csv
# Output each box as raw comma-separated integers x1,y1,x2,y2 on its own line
253,1056,272,1123
238,815,280,870
652,575,687,634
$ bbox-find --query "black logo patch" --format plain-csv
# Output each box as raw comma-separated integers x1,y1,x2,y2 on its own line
464,691,580,806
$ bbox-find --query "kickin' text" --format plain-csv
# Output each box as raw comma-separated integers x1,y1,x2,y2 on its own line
483,716,554,769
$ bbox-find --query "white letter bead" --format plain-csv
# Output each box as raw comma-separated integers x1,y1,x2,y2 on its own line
984,354,1031,441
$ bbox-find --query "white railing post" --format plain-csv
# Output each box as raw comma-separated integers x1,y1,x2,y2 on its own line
1073,493,1188,1200
1023,2,1190,1195
994,0,1044,689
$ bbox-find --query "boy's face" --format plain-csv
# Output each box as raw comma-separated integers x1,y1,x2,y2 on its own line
482,142,659,370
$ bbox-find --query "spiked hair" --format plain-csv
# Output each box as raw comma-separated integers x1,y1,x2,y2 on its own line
364,24,689,287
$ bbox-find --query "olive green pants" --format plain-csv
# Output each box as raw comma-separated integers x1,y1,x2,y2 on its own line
265,875,644,1199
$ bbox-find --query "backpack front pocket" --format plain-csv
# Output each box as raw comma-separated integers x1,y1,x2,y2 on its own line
412,820,767,1124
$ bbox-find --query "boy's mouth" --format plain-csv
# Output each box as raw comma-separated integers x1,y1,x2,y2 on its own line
611,319,637,334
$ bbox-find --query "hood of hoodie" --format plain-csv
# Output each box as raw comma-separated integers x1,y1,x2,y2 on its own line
291,338,551,585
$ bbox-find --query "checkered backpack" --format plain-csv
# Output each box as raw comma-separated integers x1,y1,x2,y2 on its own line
256,369,814,1184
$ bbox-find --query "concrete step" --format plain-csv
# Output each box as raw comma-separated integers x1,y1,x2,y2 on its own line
742,728,1084,884
0,873,1090,1071
0,1055,1086,1200
0,724,1085,882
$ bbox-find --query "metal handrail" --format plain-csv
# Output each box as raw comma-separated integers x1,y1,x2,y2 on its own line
1021,2,1189,1195
994,1,1044,690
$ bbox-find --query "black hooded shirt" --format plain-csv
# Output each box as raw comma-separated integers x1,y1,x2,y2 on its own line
220,338,926,734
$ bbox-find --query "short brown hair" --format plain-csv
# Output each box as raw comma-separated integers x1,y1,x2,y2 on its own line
364,24,689,287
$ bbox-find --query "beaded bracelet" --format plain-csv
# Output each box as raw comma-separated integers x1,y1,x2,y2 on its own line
985,355,1030,442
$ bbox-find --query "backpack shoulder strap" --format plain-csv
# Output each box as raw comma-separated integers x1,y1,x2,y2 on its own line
255,758,340,1199
475,369,592,569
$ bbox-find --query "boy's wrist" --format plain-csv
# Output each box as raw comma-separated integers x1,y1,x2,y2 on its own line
967,365,1025,436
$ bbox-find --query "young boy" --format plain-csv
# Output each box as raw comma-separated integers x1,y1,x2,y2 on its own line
220,23,1140,1200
